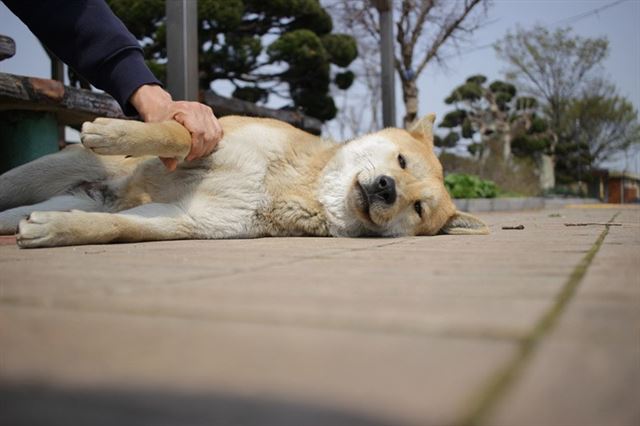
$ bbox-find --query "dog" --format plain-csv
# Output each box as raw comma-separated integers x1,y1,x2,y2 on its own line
0,113,488,248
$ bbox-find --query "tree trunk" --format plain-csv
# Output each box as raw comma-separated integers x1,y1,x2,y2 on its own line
502,132,512,162
536,153,555,192
401,78,419,128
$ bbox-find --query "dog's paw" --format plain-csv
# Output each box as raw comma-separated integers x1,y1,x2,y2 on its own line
17,211,72,248
81,118,138,155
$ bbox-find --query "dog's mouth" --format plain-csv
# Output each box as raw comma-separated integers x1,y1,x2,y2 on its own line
355,180,375,225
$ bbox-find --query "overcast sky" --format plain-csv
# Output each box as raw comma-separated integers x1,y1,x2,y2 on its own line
417,0,640,173
1,0,638,173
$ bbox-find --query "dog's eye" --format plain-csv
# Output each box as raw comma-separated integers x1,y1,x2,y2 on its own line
398,154,406,169
414,201,423,217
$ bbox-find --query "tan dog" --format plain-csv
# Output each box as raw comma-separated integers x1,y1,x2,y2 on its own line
0,114,487,248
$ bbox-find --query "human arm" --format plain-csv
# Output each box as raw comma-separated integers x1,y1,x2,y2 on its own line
4,0,159,116
4,0,223,167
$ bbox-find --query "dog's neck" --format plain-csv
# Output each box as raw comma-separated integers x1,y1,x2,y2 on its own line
262,137,373,238
318,141,369,237
260,139,338,237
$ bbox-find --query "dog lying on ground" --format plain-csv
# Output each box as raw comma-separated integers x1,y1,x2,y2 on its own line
0,113,487,248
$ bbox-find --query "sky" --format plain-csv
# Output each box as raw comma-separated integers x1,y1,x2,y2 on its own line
1,0,639,173
416,0,640,173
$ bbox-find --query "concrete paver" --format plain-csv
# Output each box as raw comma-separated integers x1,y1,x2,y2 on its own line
487,210,640,426
1,206,638,425
0,305,514,426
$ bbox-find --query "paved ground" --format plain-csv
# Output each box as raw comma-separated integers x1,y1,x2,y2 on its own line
0,205,638,426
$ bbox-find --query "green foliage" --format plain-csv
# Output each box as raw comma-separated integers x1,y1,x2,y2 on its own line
461,118,474,139
512,135,551,154
529,116,548,133
334,71,354,90
107,0,357,121
490,80,516,111
466,74,488,85
555,82,640,182
489,81,515,97
515,96,538,110
494,91,513,111
445,173,499,198
321,34,358,67
467,143,482,156
232,86,268,103
442,132,460,148
445,82,483,104
440,110,467,128
292,92,337,121
268,30,327,65
439,74,552,160
435,131,461,150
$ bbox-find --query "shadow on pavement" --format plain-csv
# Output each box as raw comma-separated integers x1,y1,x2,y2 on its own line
0,382,400,426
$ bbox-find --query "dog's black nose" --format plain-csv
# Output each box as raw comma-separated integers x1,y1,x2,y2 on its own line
368,175,396,205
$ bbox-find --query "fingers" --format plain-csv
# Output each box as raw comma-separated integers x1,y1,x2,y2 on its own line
136,90,224,169
171,102,223,162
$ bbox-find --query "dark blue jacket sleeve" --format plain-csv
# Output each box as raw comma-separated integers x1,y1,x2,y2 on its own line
4,0,162,116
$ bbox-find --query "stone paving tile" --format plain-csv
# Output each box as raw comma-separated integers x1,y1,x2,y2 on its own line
0,206,636,426
487,300,640,426
577,209,640,300
485,208,640,426
0,305,514,426
0,209,610,341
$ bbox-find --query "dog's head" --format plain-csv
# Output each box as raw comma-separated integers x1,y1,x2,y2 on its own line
320,113,488,237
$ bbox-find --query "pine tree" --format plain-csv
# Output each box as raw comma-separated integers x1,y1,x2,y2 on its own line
107,0,358,121
439,74,554,165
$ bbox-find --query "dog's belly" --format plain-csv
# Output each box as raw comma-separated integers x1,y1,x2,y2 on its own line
112,131,283,213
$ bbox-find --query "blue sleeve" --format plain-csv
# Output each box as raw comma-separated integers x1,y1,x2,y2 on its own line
4,0,162,116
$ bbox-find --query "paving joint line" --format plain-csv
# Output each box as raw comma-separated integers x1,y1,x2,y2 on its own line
155,238,413,284
454,211,621,426
0,296,525,343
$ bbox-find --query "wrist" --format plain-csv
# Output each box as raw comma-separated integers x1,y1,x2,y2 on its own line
130,84,173,122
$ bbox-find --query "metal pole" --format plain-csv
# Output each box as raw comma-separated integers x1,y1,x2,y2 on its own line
166,0,198,101
372,0,396,128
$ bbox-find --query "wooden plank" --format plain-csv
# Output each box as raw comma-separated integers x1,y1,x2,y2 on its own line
203,91,323,135
0,72,125,126
0,72,323,134
0,35,16,61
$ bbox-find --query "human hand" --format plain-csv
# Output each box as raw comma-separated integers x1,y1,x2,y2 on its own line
129,84,224,171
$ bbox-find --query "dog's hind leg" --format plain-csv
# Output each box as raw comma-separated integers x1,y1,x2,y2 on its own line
81,118,192,159
0,144,133,212
16,203,197,248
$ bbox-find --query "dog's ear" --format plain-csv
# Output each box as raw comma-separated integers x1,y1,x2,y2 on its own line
408,113,436,143
440,211,489,235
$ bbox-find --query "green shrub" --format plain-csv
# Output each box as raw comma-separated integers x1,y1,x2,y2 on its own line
445,173,499,198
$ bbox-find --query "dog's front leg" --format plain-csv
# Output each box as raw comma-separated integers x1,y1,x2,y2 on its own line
16,203,195,248
81,118,192,160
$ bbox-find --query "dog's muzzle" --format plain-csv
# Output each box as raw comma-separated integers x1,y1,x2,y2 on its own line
363,175,396,205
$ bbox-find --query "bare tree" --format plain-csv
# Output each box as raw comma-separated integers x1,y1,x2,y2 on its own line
322,0,383,138
324,0,489,130
494,25,609,134
564,80,640,170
